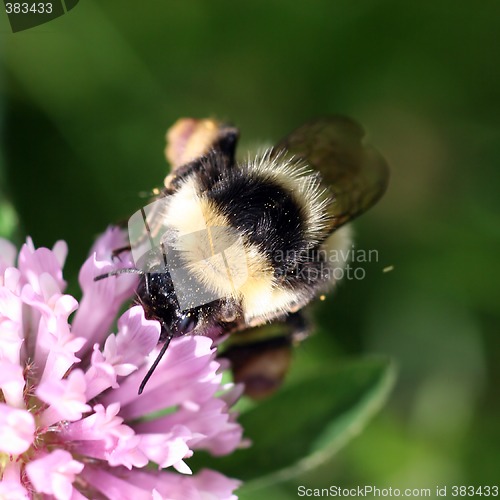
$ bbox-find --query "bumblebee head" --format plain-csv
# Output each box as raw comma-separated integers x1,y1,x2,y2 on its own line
134,246,241,340
136,269,199,339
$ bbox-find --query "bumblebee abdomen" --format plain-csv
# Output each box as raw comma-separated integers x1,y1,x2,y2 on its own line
208,173,308,266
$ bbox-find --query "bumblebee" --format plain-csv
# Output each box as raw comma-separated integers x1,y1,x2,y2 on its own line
97,116,389,397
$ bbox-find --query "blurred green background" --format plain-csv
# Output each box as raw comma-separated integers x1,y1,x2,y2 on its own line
1,1,499,497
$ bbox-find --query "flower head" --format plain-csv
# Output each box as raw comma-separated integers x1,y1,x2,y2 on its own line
0,228,243,499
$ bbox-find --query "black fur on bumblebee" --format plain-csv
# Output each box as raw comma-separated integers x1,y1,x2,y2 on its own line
95,116,389,397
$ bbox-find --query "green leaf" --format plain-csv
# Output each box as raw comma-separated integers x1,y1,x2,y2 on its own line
191,357,395,490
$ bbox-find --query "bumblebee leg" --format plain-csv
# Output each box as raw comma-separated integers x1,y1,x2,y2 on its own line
220,311,311,400
111,245,132,261
286,310,311,345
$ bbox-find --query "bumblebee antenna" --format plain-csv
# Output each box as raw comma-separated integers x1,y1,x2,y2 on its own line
138,331,174,395
94,268,144,282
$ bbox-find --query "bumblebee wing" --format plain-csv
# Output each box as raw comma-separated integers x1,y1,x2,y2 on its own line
273,116,389,232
